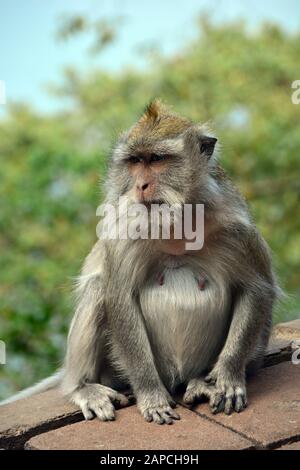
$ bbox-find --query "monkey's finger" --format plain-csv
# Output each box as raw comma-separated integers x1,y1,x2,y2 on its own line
167,409,180,420
211,394,225,414
126,394,136,405
223,387,234,415
212,400,225,414
168,397,177,408
94,404,115,421
110,391,131,408
152,411,164,425
224,396,234,415
81,403,94,420
183,391,196,404
160,412,173,425
159,411,173,424
93,407,109,421
209,391,223,408
105,388,128,405
144,413,153,422
235,393,247,413
183,390,206,404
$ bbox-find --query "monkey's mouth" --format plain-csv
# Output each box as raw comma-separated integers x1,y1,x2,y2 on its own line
143,199,165,208
133,198,166,209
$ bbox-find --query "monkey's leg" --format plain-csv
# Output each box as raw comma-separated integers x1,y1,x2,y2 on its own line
61,274,130,421
184,288,273,415
107,292,180,424
203,289,273,415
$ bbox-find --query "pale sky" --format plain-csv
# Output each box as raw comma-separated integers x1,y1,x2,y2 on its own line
0,0,299,114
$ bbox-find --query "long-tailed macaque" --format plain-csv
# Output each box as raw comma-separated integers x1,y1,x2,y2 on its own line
1,100,278,425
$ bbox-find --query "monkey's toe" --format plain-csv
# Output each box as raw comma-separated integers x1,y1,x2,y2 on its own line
108,390,132,408
183,389,205,404
183,378,213,404
143,406,180,425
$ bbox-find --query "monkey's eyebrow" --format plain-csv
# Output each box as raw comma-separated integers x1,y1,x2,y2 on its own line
113,144,130,162
112,137,184,163
154,138,185,154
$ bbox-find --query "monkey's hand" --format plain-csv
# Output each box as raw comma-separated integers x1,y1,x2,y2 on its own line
137,389,180,425
184,367,247,415
71,383,131,421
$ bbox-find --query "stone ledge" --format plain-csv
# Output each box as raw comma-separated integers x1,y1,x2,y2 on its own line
264,337,293,367
272,319,300,340
0,390,82,449
25,405,253,451
189,362,300,449
0,322,299,450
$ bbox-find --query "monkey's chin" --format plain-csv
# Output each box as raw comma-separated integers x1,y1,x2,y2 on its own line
142,200,165,209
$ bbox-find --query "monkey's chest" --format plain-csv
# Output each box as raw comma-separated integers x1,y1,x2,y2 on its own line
139,264,231,387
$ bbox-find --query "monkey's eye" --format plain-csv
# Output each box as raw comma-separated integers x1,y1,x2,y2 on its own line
128,156,143,164
150,153,165,163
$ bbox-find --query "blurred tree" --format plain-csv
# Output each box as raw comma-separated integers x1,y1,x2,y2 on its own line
0,18,299,399
56,13,120,54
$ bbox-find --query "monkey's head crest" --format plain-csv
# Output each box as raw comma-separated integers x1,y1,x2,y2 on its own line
140,99,169,123
128,99,192,140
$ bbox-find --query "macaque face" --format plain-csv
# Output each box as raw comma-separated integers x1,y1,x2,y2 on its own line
111,132,190,206
110,100,217,207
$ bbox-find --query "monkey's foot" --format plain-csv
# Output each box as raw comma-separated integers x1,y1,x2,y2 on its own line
72,383,131,421
204,367,247,415
184,375,247,415
138,391,180,425
183,377,213,404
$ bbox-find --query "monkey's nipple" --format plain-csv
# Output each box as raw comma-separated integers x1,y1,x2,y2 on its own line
157,272,164,286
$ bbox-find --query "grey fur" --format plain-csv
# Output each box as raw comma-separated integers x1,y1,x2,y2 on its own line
1,104,278,424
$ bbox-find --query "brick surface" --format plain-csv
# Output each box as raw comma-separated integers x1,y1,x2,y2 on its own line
0,389,81,448
191,362,300,448
276,440,300,450
25,405,253,450
273,319,300,340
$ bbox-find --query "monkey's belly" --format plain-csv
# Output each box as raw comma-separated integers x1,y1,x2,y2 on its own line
139,265,231,390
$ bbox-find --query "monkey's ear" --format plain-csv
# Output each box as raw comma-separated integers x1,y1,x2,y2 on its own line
199,136,218,159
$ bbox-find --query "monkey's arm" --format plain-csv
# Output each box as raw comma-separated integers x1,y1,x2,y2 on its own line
61,243,131,421
61,272,105,396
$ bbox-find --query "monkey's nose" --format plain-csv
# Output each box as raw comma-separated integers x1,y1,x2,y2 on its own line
137,182,150,192
136,181,153,201
141,183,149,191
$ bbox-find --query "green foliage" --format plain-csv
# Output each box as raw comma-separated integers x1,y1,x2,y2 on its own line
0,19,299,399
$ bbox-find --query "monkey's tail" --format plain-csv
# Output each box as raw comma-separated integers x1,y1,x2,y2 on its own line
0,369,63,406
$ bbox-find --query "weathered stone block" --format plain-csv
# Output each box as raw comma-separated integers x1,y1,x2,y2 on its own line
273,319,300,340
25,405,253,450
191,362,300,449
0,389,81,449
